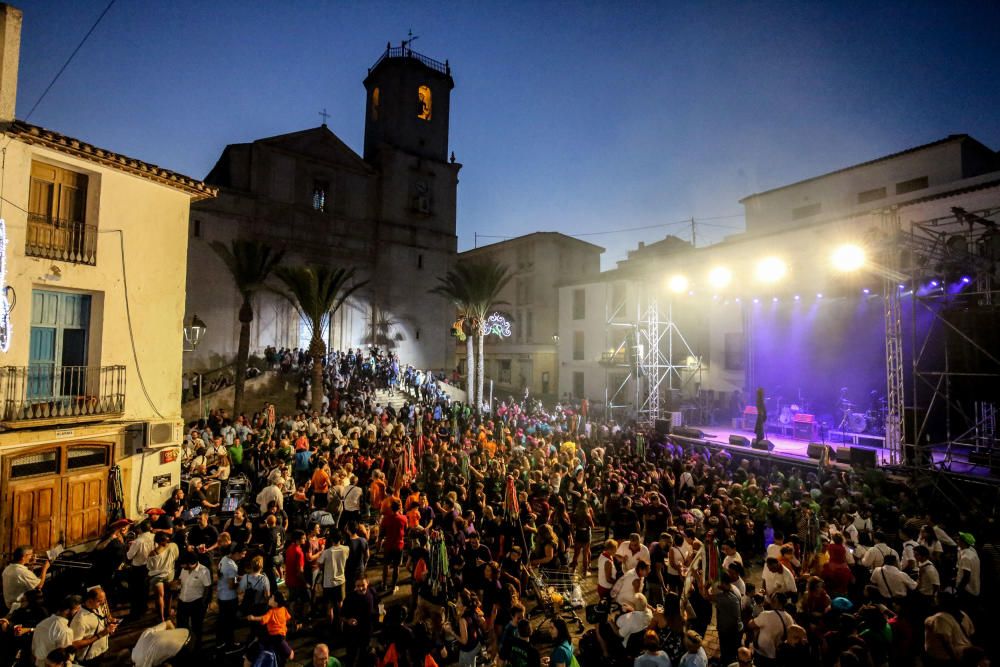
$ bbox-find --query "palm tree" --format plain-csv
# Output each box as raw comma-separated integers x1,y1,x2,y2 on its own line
463,260,513,414
210,239,285,416
275,265,368,413
431,266,477,406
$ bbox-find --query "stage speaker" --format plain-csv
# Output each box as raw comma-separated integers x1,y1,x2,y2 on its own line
674,426,705,439
792,414,817,441
807,443,831,460
835,447,852,463
654,419,671,435
752,438,774,451
729,435,751,447
849,446,877,468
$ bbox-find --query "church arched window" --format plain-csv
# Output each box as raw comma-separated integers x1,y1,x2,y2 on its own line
417,85,432,121
371,87,380,120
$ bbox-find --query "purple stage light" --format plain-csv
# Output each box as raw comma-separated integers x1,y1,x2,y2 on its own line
899,284,906,289
735,297,741,303
862,288,870,294
772,297,778,302
753,298,760,303
961,276,971,284
794,295,800,300
930,280,939,287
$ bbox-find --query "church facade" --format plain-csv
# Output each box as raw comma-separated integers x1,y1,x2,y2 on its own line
185,45,459,375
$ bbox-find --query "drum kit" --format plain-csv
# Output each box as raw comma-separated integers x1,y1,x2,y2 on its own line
837,389,887,435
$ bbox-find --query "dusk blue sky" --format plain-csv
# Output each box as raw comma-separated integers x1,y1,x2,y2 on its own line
15,1,1000,266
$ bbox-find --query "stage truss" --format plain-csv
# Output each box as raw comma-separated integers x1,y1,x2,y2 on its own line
881,205,1000,472
603,280,703,425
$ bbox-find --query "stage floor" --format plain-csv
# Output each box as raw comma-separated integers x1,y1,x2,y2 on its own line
688,424,996,478
688,425,889,463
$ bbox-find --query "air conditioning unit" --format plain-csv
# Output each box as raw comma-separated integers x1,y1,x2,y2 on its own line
146,420,183,447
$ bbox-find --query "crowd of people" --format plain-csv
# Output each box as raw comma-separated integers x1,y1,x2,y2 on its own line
0,345,993,667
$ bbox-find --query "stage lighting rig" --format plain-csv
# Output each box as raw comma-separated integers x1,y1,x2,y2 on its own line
667,274,689,293
831,244,866,272
754,256,787,283
708,266,732,288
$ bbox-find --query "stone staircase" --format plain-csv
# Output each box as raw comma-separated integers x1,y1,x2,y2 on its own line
374,389,411,412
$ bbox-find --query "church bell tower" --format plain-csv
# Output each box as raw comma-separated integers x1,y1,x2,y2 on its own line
363,41,454,164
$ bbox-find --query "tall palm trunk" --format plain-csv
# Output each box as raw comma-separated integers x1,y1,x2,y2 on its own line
233,298,253,416
465,330,475,408
309,335,326,414
477,329,485,416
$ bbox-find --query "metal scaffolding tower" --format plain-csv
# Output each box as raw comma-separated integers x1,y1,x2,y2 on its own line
634,282,703,426
881,209,905,465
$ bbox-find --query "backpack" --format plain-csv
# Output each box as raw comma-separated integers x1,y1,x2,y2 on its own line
240,576,270,617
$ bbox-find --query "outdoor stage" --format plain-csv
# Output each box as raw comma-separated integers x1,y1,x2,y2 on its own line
680,423,996,479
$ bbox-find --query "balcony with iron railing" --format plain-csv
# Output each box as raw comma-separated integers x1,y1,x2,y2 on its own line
0,365,125,428
26,213,98,265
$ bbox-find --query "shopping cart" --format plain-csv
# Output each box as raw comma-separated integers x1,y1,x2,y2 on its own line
527,567,586,634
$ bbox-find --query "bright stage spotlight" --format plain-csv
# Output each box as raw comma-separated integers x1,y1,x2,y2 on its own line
708,266,732,289
667,274,689,293
831,244,866,272
754,256,787,283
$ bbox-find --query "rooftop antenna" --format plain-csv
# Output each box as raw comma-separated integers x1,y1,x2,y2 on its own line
402,29,419,51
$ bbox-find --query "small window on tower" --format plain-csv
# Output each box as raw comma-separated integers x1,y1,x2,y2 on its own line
312,180,328,212
417,85,432,120
371,88,380,120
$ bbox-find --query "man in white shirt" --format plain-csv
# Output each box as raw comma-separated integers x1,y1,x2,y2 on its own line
914,545,940,602
615,533,651,573
860,532,898,570
126,521,156,621
257,479,284,514
748,594,794,661
899,528,919,576
320,532,351,628
3,545,49,609
870,555,916,600
31,596,81,667
956,532,980,599
176,555,212,649
131,621,190,667
69,587,117,664
339,475,364,527
612,561,649,609
761,558,797,598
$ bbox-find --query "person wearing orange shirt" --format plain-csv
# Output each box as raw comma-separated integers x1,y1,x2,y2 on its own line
247,592,294,664
310,461,332,509
369,470,387,512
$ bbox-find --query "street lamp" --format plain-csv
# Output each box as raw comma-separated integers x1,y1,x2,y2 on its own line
183,314,208,418
183,313,207,351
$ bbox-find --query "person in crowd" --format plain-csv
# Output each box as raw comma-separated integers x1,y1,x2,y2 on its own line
3,546,50,611
175,553,211,650
31,595,80,667
69,586,118,665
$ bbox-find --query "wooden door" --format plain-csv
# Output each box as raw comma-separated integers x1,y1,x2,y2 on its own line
10,480,59,554
63,472,105,546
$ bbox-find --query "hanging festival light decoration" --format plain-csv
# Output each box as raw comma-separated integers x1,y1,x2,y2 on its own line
481,312,512,338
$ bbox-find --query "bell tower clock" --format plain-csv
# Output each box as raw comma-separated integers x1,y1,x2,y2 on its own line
363,41,454,164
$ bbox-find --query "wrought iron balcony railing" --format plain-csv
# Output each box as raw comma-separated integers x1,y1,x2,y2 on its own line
26,213,98,265
0,364,125,426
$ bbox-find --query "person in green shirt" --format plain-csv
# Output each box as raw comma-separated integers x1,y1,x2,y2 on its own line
227,438,244,467
311,643,342,667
